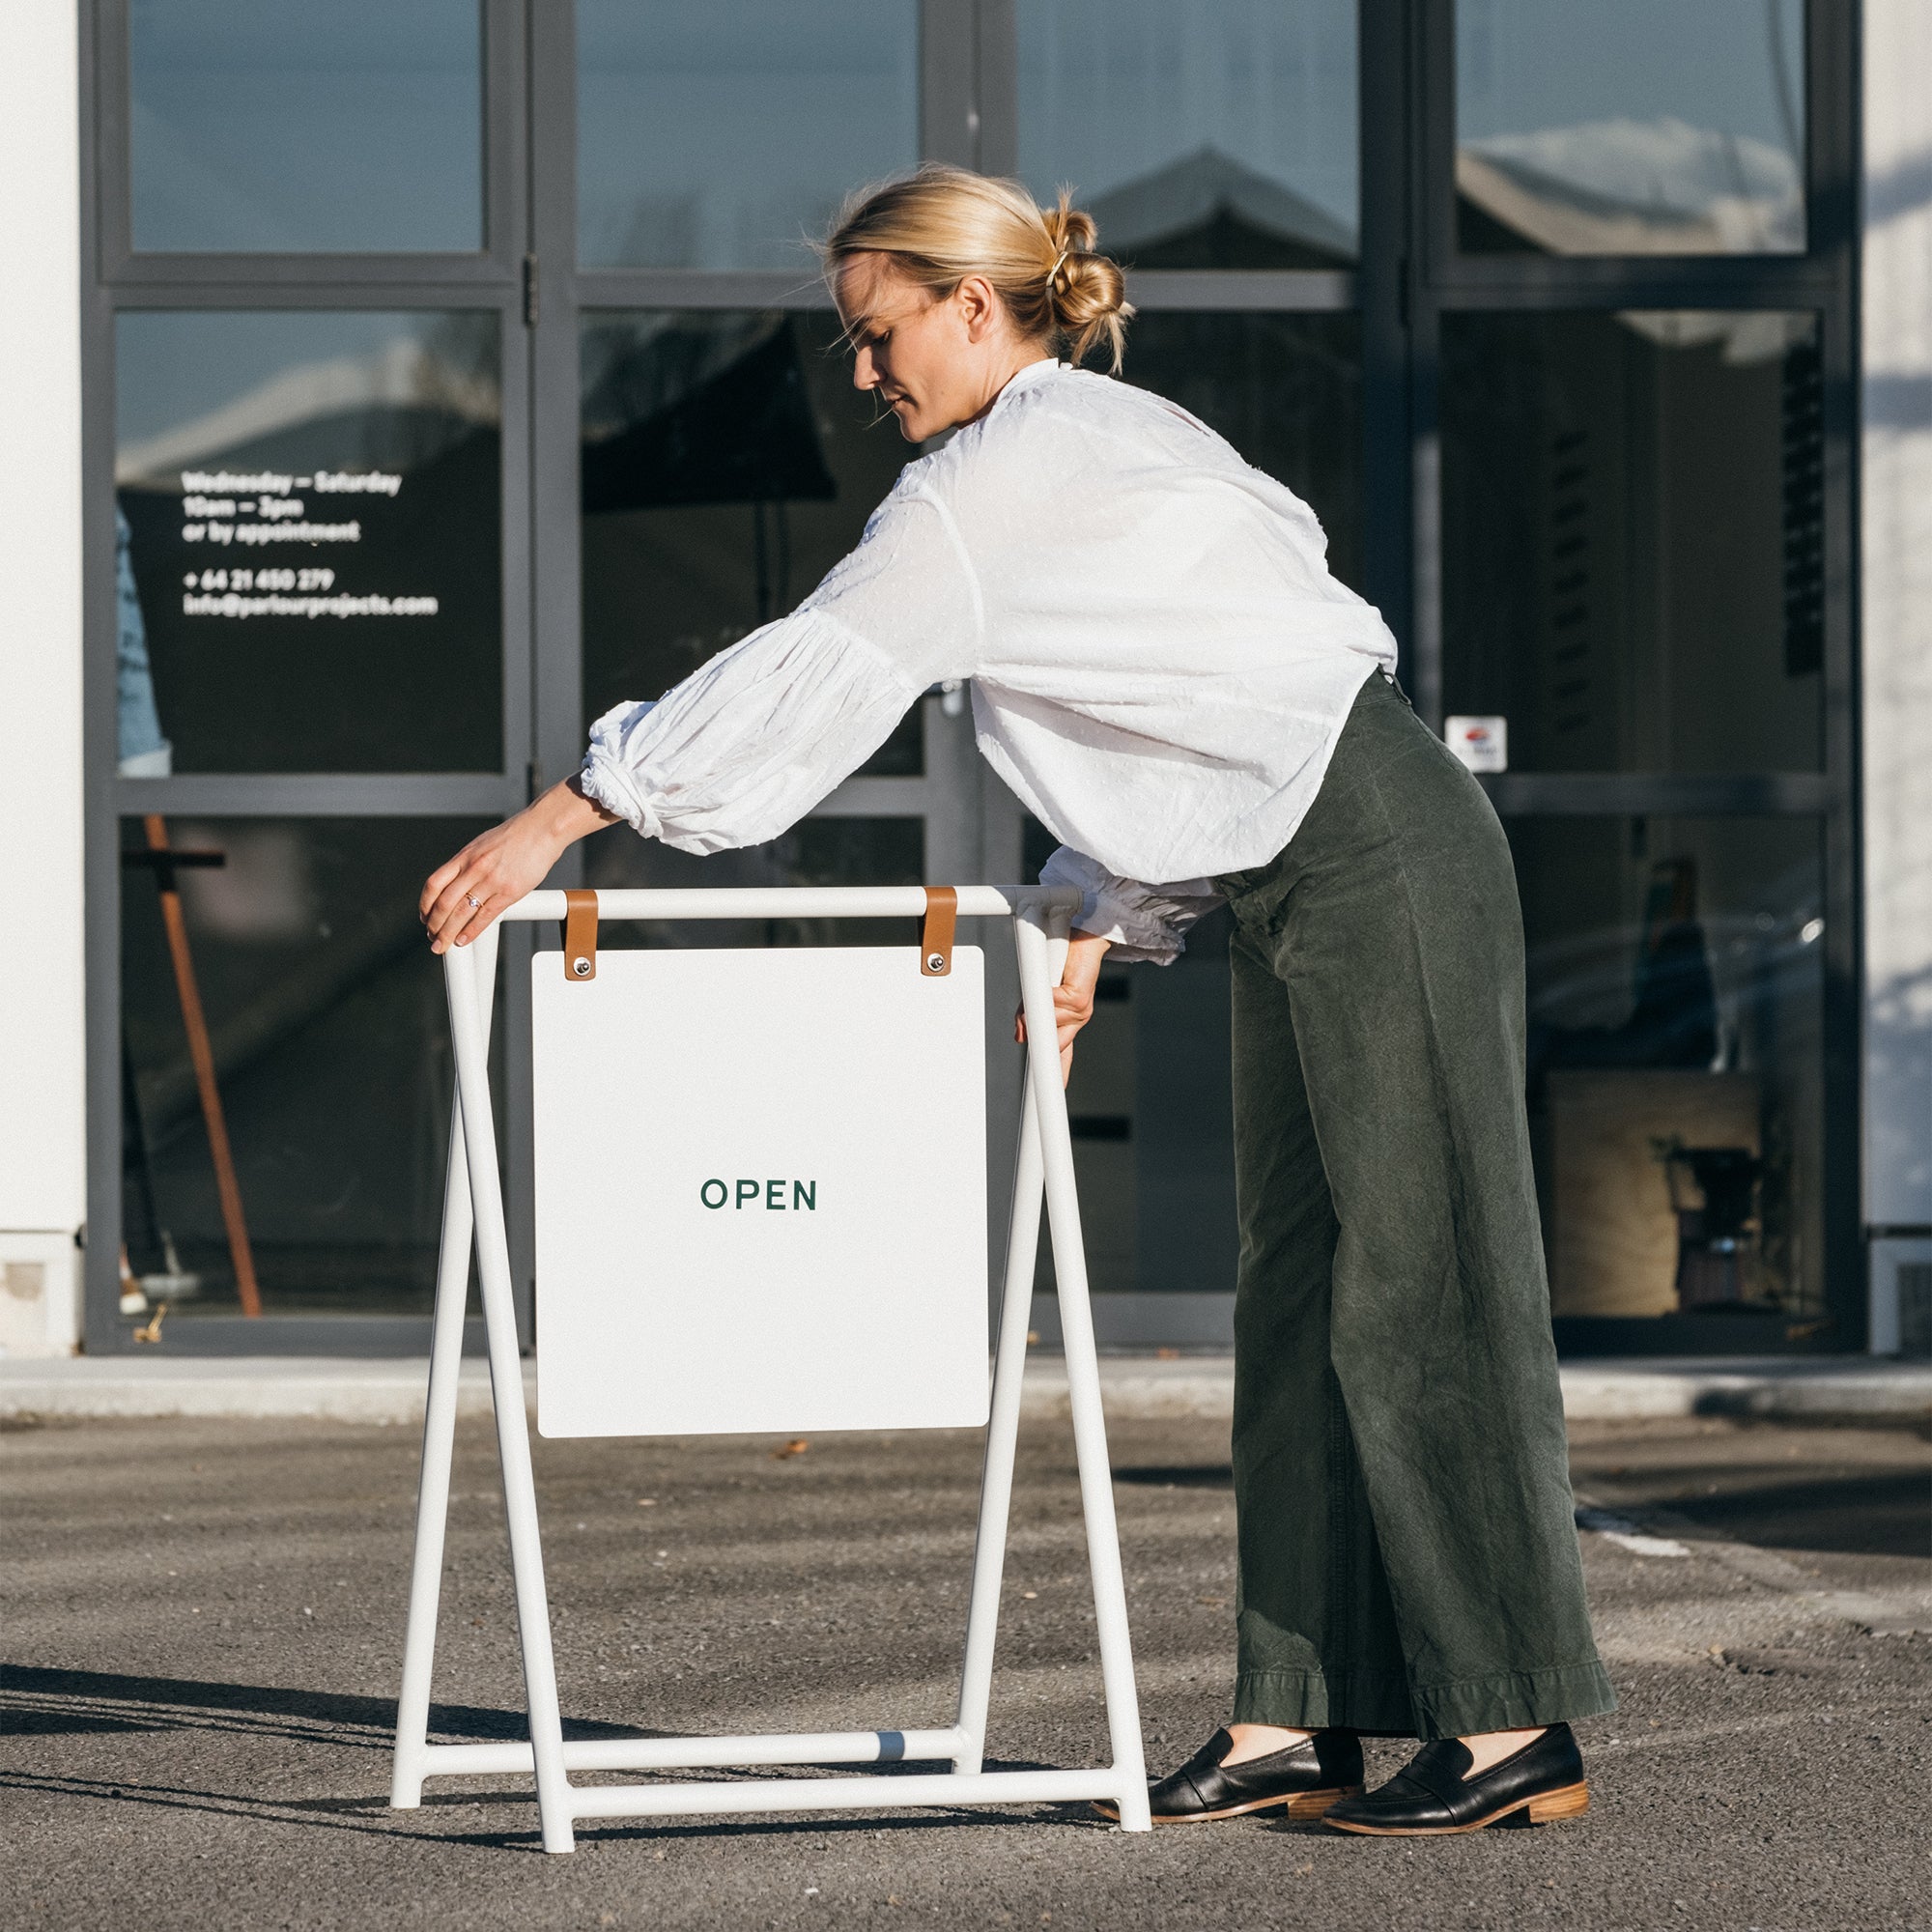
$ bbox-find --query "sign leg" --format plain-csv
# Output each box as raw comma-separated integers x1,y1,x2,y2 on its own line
952,1070,1045,1775
389,1093,477,1808
392,934,499,1808
1013,910,1151,1832
445,932,578,1855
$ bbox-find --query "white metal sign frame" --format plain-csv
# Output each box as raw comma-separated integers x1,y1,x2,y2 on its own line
388,886,1151,1852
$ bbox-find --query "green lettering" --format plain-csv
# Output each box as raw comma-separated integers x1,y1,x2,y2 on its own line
735,1179,758,1208
793,1179,815,1211
766,1179,785,1209
699,1179,727,1209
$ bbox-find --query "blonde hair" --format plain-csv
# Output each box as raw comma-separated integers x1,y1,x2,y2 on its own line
823,164,1133,374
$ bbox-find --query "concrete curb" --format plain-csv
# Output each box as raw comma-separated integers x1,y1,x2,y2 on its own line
1,1352,1925,1427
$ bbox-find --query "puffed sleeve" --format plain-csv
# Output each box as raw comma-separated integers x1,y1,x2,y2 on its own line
1037,846,1223,966
580,477,983,854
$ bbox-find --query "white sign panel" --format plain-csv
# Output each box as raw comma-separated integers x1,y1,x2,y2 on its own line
531,945,989,1438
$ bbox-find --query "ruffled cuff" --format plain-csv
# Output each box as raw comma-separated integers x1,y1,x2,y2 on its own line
580,700,666,839
1037,847,1223,966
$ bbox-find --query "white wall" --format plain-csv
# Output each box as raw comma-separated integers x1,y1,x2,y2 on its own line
0,4,85,1351
1861,0,1932,1352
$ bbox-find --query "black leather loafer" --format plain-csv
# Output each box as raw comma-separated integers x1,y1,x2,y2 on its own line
1323,1723,1589,1835
1094,1727,1364,1825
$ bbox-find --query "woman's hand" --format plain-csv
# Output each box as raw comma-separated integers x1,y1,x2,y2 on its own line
1015,928,1113,1085
419,779,618,953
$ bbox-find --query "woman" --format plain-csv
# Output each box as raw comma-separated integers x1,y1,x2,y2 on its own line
420,165,1614,1837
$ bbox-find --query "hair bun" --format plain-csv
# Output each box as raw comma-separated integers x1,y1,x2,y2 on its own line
1042,201,1098,260
1041,190,1132,370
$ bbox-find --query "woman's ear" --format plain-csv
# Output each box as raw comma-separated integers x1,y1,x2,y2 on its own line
953,273,1003,343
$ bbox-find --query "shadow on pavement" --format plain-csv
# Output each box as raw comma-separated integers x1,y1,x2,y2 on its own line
0,1663,646,1747
1114,1465,1234,1489
1663,1469,1931,1559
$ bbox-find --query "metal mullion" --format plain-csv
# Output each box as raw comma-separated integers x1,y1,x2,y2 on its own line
516,0,584,1349
480,0,526,271
113,778,522,817
814,776,943,818
92,0,133,273
1360,0,1413,682
82,1315,488,1358
97,0,521,285
1432,259,1839,309
107,255,516,292
1123,271,1356,313
975,0,1018,175
106,281,516,312
574,270,833,312
921,0,977,165
1418,0,1456,281
1403,0,1444,727
1480,775,1833,819
81,1,128,1354
1812,0,1862,1346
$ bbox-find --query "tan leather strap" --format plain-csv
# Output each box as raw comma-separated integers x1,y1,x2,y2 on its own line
563,888,598,981
921,885,957,978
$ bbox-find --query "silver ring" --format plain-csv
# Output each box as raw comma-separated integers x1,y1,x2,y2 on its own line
466,895,483,909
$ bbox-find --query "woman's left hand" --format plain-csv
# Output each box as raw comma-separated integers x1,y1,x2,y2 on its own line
1015,928,1113,1085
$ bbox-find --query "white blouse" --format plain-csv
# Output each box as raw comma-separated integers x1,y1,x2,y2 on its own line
580,358,1395,962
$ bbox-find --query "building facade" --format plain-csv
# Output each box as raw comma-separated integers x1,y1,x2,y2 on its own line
2,1,1926,1361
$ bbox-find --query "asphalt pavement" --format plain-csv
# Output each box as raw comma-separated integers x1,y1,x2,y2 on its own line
4,1407,1927,1931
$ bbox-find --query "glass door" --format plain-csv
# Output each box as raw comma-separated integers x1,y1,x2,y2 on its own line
1421,0,1861,1352
86,0,531,1350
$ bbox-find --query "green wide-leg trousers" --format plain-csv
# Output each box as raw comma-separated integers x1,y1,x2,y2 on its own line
1214,671,1615,1740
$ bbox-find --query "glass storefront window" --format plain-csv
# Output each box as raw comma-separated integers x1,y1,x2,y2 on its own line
1455,0,1805,256
128,1,484,253
577,1,917,270
114,311,502,775
119,815,494,1319
585,814,925,952
1442,310,1822,774
1010,315,1359,1295
581,308,920,774
1121,311,1363,591
1019,811,1237,1302
1510,816,1825,1328
1017,0,1358,268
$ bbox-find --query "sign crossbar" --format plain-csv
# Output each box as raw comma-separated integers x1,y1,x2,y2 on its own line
388,887,1151,1852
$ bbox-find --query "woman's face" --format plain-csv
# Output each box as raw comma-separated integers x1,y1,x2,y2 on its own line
835,253,1032,443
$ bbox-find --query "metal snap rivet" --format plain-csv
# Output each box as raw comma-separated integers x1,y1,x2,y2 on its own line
572,957,591,978
925,953,946,972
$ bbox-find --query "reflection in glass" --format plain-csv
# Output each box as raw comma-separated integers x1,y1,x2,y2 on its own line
1456,0,1804,255
581,308,920,774
128,0,483,252
1019,817,1236,1300
1509,817,1824,1324
578,1,917,269
586,815,925,952
1121,312,1362,591
1442,311,1822,774
115,311,502,774
1017,0,1357,267
119,816,493,1317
